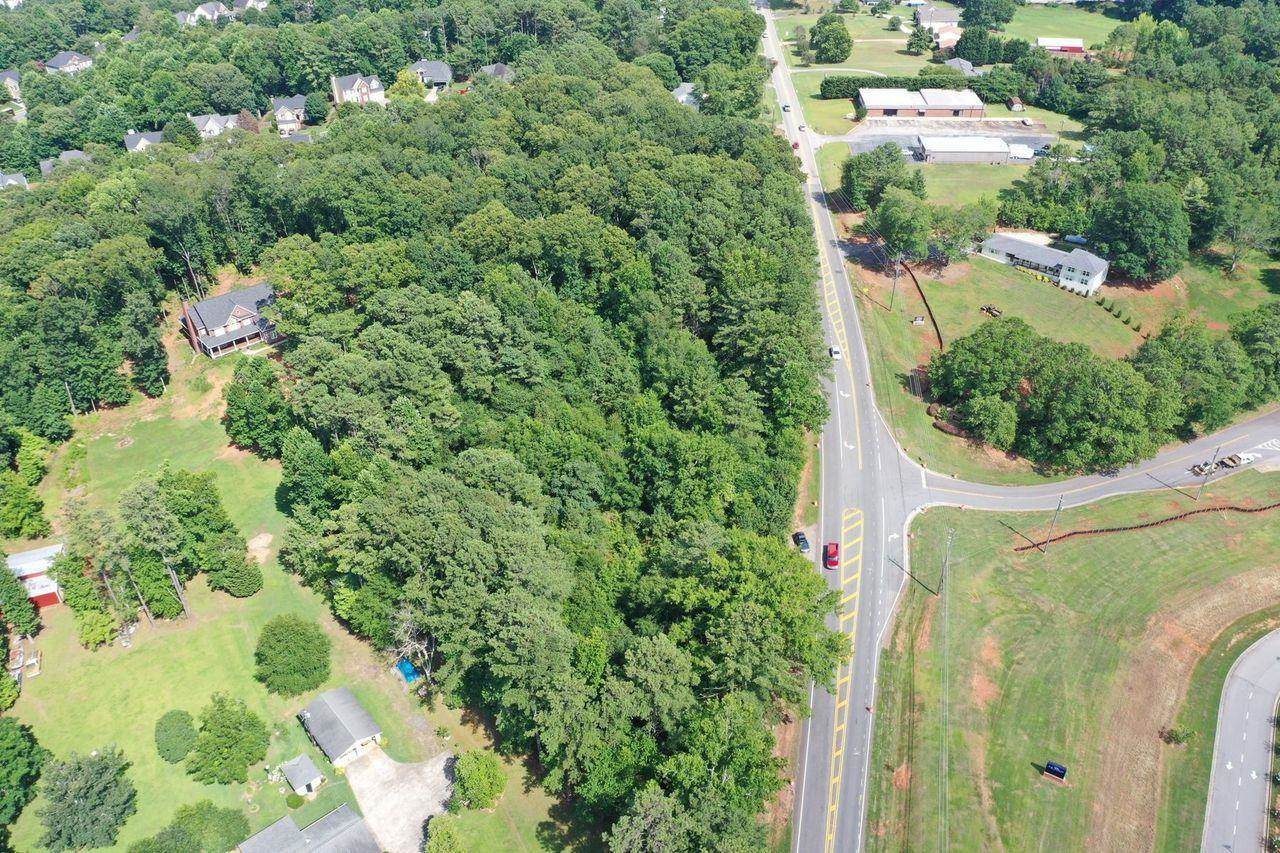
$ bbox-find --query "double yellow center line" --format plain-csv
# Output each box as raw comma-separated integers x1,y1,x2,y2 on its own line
825,507,864,852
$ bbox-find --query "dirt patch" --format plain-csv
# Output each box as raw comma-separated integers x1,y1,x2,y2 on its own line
768,712,800,849
217,444,252,462
1086,564,1280,852
791,434,819,533
971,672,998,711
892,762,911,790
115,436,134,449
967,732,1006,851
246,532,274,565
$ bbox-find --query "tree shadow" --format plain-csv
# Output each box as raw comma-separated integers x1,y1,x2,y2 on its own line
1262,266,1280,297
535,799,608,853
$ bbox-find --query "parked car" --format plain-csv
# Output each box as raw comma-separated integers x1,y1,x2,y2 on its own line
793,531,811,553
829,345,842,359
823,542,839,570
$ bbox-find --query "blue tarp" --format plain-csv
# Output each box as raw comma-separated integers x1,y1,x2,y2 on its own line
395,658,422,684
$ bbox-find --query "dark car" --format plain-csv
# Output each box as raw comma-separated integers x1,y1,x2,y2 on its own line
792,531,811,553
823,542,839,570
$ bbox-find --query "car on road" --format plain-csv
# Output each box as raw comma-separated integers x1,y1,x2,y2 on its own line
823,542,839,570
793,531,811,553
782,104,791,112
829,345,842,359
798,124,807,131
792,141,800,150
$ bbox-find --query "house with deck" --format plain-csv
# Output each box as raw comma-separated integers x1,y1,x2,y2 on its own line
188,112,240,138
979,233,1109,296
271,95,307,136
181,283,279,357
45,51,92,75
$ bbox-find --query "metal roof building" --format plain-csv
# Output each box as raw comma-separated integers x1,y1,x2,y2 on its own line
917,135,1010,164
299,688,382,766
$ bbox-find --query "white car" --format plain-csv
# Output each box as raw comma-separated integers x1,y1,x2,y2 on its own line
829,345,842,359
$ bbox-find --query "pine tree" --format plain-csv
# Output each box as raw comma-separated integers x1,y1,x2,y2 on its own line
26,384,71,442
0,547,40,636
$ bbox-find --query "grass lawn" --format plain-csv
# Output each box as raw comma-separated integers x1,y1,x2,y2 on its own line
866,471,1280,851
984,103,1087,144
792,73,858,136
920,163,1027,207
1000,4,1126,45
852,253,1142,483
816,141,847,191
1182,249,1280,328
844,38,928,75
7,311,580,851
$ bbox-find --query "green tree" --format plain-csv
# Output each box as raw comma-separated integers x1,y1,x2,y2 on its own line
425,813,463,853
1131,318,1256,433
279,428,334,513
386,68,427,103
1088,183,1191,281
607,782,692,853
222,358,293,458
187,694,269,785
839,142,924,211
0,675,17,712
811,15,853,63
961,0,1017,30
0,718,46,832
930,202,996,266
154,710,198,764
127,800,248,853
0,557,40,636
907,26,933,55
38,747,137,852
161,115,201,150
254,614,331,696
865,187,930,261
958,394,1018,450
0,471,50,539
1232,302,1280,403
634,52,680,90
450,750,507,812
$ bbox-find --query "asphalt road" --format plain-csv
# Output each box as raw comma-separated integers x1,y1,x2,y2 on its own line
757,12,1280,852
1203,630,1280,853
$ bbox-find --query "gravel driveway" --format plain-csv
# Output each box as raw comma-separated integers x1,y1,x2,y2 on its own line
344,747,452,853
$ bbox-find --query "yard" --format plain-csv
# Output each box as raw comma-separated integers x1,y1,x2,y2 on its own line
866,471,1280,852
776,10,929,74
853,252,1143,483
920,162,1027,207
1000,3,1126,45
7,314,580,851
792,72,859,136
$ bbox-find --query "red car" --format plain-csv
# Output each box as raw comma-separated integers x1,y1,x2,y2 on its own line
823,542,839,570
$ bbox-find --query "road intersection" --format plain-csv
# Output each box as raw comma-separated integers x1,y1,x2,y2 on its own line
757,11,1280,851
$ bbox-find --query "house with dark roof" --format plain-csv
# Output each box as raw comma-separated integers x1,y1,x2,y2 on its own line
45,51,93,75
331,73,386,106
271,95,307,136
124,129,162,153
915,5,961,27
188,112,240,138
407,59,452,89
181,283,279,358
281,754,325,796
236,804,378,853
979,233,1109,296
943,57,986,77
477,62,514,82
299,688,382,767
121,26,142,43
0,69,20,102
39,149,89,177
231,0,268,14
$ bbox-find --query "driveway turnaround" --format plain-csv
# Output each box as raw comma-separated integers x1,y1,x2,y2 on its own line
344,747,452,853
1203,630,1280,853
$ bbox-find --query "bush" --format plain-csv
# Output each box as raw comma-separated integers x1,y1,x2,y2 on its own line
127,800,249,853
0,674,17,711
426,813,463,853
450,750,507,812
155,710,197,764
285,792,305,809
820,74,968,99
254,615,331,696
1162,724,1195,745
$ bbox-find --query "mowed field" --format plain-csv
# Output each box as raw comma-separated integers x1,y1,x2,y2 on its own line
866,471,1280,852
1001,4,1126,45
8,315,579,851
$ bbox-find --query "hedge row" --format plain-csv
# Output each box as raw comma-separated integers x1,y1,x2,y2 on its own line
819,74,968,100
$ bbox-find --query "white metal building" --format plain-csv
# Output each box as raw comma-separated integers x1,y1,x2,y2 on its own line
916,135,1010,164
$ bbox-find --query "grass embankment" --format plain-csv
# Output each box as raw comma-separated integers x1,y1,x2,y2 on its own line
866,471,1280,851
10,327,576,851
792,73,858,136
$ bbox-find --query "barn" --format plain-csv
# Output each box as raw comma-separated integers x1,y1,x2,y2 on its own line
6,544,64,608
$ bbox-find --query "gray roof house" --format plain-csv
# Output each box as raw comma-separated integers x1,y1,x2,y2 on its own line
45,50,93,74
271,94,307,136
237,804,378,853
120,26,141,43
299,688,382,767
281,754,325,796
38,149,90,176
0,172,27,190
0,69,20,101
188,112,239,138
943,57,986,77
407,59,452,88
979,233,1109,296
231,0,268,13
331,73,386,106
181,282,278,357
123,129,162,153
915,5,961,26
477,62,514,82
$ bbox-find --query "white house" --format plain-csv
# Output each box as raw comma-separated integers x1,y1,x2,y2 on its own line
0,172,27,190
0,69,20,102
271,95,307,136
45,51,93,75
298,688,382,768
124,129,162,152
330,73,386,106
979,233,1109,296
2,0,24,9
188,112,239,138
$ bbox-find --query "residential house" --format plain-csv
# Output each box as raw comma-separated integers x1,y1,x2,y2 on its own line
187,1,230,22
979,233,1109,296
942,57,985,77
231,0,268,14
915,6,961,27
236,804,378,853
406,59,452,89
330,73,386,106
120,26,142,43
45,51,93,75
933,25,962,50
298,687,382,767
123,129,162,152
271,95,307,136
916,135,1009,164
672,81,700,110
477,62,514,82
0,69,20,101
857,87,985,118
280,754,324,796
0,171,27,190
181,282,278,357
39,149,90,176
1037,36,1086,55
188,112,240,138
2,0,23,9
6,544,64,608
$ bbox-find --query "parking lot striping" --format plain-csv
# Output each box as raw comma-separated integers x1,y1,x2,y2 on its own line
825,507,867,853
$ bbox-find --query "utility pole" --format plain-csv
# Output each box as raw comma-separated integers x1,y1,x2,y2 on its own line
889,254,903,312
1042,495,1064,554
938,527,955,853
1196,444,1222,502
63,380,78,416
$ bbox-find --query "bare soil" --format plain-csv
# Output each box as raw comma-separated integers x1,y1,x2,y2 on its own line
1086,564,1280,851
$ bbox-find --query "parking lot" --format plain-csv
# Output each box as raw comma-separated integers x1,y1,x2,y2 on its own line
846,118,1057,155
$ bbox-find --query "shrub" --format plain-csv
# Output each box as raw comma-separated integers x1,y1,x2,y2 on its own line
820,74,968,99
285,792,305,809
254,614,331,696
450,750,507,812
1162,724,1195,745
425,814,463,853
155,710,197,764
0,674,17,711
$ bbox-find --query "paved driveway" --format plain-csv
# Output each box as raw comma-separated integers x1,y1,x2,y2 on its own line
344,747,452,853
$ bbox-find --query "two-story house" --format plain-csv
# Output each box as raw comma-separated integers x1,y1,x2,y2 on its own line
188,112,240,138
45,51,93,75
330,73,386,106
181,283,279,358
271,95,307,137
